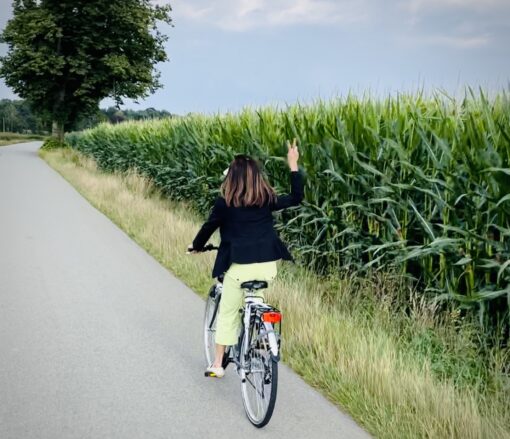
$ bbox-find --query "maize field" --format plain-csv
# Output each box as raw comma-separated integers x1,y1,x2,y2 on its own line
67,90,510,334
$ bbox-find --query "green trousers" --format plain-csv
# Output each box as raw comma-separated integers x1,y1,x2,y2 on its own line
215,261,278,346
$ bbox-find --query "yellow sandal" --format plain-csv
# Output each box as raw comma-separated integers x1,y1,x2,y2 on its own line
205,365,225,378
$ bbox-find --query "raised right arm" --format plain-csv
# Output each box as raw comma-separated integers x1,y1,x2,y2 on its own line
271,171,304,211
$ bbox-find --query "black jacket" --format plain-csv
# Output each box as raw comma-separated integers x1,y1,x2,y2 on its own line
192,171,304,278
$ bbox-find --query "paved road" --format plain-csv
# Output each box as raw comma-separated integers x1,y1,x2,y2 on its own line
0,142,370,439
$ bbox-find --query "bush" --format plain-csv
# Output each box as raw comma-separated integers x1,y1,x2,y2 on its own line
41,137,69,150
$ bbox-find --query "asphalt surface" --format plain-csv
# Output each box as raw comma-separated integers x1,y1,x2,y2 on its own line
0,142,370,439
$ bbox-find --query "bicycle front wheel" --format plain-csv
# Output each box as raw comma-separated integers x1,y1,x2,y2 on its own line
203,286,219,366
240,323,278,428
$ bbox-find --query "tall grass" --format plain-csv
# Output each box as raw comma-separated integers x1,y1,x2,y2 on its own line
66,91,510,337
41,148,510,438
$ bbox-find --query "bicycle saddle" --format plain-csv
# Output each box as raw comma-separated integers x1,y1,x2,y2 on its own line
240,280,268,290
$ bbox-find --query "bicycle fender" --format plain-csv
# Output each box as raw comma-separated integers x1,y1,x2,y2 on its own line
263,322,279,357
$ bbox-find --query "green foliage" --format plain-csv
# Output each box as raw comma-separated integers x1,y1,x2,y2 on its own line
67,90,510,335
75,106,174,130
0,98,173,133
0,0,172,132
0,99,49,133
41,137,68,150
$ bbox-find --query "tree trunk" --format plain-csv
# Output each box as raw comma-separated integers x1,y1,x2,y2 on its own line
52,120,64,142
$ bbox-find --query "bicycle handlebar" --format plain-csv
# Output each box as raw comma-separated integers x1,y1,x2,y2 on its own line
187,243,219,254
201,244,219,252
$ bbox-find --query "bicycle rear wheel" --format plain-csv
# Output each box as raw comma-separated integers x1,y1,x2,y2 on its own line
240,320,278,428
203,285,219,366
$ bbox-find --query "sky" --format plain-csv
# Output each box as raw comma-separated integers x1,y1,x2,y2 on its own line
0,0,509,114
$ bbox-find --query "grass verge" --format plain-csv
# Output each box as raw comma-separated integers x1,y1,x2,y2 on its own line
41,147,510,439
0,132,46,146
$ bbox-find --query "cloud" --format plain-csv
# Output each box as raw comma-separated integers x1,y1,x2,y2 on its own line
394,0,509,50
407,33,491,49
171,0,372,31
403,0,510,14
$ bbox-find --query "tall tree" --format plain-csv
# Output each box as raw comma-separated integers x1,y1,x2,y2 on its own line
0,0,172,141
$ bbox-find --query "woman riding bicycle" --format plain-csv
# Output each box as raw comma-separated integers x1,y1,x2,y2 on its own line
188,139,303,378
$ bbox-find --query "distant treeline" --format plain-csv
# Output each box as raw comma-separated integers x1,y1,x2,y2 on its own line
76,106,174,130
0,99,48,133
0,99,173,134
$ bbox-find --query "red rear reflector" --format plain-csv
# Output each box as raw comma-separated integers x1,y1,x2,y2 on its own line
262,312,282,323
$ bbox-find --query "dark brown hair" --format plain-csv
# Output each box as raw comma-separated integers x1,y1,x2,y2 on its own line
221,155,276,207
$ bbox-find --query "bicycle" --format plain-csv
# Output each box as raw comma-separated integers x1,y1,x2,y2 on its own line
200,244,282,428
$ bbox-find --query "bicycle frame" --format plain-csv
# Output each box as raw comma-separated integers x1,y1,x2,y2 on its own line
219,291,281,375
